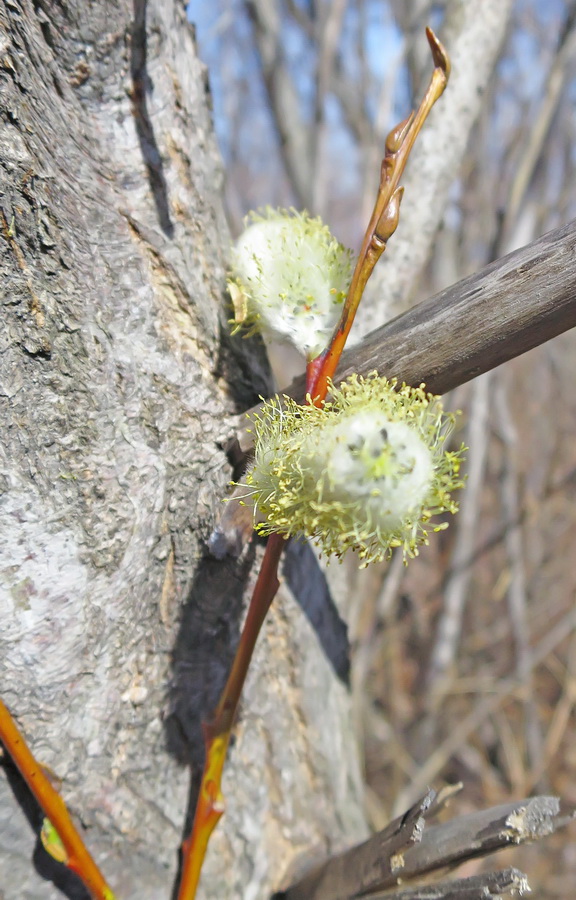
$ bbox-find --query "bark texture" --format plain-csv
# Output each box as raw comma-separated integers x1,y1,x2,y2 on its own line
0,2,367,898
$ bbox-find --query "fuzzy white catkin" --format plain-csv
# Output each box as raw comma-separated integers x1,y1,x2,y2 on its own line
313,412,434,531
229,210,353,359
244,374,465,564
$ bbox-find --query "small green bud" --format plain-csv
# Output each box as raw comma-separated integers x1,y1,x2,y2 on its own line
40,818,68,864
244,373,465,564
228,208,353,359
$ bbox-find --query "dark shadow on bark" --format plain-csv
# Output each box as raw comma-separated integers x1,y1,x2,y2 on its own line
131,0,174,237
215,318,273,417
0,751,91,900
165,545,257,898
163,279,273,767
165,547,257,768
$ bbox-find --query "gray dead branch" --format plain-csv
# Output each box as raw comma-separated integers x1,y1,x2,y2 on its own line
277,792,574,900
366,868,528,899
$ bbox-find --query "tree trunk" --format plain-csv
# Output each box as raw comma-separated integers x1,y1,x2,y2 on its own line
0,2,367,898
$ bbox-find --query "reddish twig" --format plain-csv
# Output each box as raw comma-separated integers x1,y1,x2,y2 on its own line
177,27,451,900
176,532,285,898
0,698,116,900
306,27,450,402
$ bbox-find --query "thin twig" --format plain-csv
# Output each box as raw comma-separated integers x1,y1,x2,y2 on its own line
495,379,544,781
364,0,513,324
0,699,116,900
426,373,491,702
367,868,530,899
246,0,312,206
179,29,451,897
310,0,347,214
176,532,285,899
306,27,450,400
530,631,576,789
393,603,576,815
502,10,576,245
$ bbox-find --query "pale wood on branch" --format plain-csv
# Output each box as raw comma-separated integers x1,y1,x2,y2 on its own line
278,794,573,900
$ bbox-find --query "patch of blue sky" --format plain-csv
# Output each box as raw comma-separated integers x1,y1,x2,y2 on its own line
492,0,573,165
363,3,400,83
337,1,408,121
322,93,362,199
188,2,252,160
280,11,317,121
527,0,567,26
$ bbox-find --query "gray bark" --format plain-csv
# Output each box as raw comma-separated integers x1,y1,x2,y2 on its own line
0,2,367,898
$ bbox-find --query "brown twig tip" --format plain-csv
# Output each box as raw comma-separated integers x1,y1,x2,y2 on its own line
426,26,451,81
305,27,451,403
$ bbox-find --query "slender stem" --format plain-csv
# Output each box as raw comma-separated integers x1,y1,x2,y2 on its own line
178,346,338,900
307,27,450,402
178,27,451,899
177,533,285,900
0,699,116,900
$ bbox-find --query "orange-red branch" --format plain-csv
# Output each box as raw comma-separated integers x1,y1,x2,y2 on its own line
307,27,449,402
178,327,340,897
178,27,451,900
0,699,116,900
177,533,285,900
